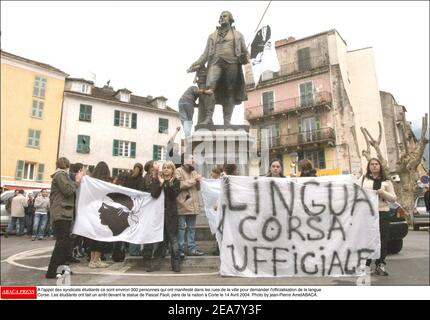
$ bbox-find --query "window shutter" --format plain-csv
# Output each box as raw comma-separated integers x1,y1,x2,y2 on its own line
153,145,158,160
79,104,85,120
114,110,120,126
298,47,311,71
131,113,137,129
76,135,81,152
38,101,44,117
16,160,25,180
113,139,119,156
35,130,40,147
36,163,45,182
86,105,92,121
84,136,90,153
297,118,303,143
130,142,136,158
318,149,326,169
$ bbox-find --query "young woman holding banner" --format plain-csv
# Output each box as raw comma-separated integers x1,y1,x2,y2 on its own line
359,158,396,276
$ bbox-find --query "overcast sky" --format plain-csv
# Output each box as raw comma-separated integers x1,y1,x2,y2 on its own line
1,1,429,134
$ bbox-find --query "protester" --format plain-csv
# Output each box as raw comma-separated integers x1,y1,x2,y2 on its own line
110,172,130,262
359,157,397,276
69,163,85,261
298,159,317,177
266,158,285,177
150,161,182,272
176,154,204,257
25,193,35,236
5,190,28,237
210,165,224,179
167,126,182,168
46,157,84,279
424,185,429,213
123,162,146,257
142,160,165,270
178,86,206,137
5,190,19,217
32,189,50,240
223,164,238,176
87,161,111,268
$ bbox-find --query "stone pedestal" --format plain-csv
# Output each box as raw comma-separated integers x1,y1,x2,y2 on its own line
186,125,257,178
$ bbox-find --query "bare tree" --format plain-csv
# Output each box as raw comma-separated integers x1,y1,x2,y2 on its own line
395,113,429,214
360,121,390,178
361,113,429,215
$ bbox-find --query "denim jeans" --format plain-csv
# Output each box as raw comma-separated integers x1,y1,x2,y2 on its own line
33,213,48,238
179,102,195,137
25,214,33,235
177,215,197,254
7,217,25,235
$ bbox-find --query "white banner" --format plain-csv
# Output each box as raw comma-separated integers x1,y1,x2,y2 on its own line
200,179,222,235
73,176,164,244
212,175,380,277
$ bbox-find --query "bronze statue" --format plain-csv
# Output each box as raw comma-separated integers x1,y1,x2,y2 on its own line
187,11,249,126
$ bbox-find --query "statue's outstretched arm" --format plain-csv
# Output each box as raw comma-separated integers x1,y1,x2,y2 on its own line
187,36,211,72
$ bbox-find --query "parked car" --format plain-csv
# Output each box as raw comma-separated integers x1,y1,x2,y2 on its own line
387,202,409,254
0,189,49,233
411,196,429,231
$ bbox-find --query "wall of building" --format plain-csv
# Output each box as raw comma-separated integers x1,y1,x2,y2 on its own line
59,94,181,170
347,48,389,171
1,57,65,188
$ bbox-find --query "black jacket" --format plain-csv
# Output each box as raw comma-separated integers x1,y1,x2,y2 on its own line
124,174,145,191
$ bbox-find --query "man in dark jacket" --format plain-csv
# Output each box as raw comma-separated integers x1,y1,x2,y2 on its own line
123,163,145,256
46,157,84,279
124,163,145,191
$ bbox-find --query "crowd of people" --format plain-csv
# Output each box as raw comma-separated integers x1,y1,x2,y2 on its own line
3,151,406,279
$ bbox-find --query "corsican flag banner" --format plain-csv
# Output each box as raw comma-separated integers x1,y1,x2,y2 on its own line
250,25,280,86
205,175,380,277
73,176,164,244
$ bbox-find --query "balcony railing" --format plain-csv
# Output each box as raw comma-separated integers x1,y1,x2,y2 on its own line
245,54,330,85
256,127,335,150
245,91,332,121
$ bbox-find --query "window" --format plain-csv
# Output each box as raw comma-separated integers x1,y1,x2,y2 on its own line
153,145,166,161
298,116,321,143
15,161,44,181
77,135,91,153
81,84,90,94
114,110,137,128
300,82,313,107
298,149,326,169
79,104,92,122
113,139,136,158
33,76,47,98
120,92,130,103
262,91,274,115
31,100,44,118
159,118,169,134
27,129,41,148
267,124,280,148
298,47,311,71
